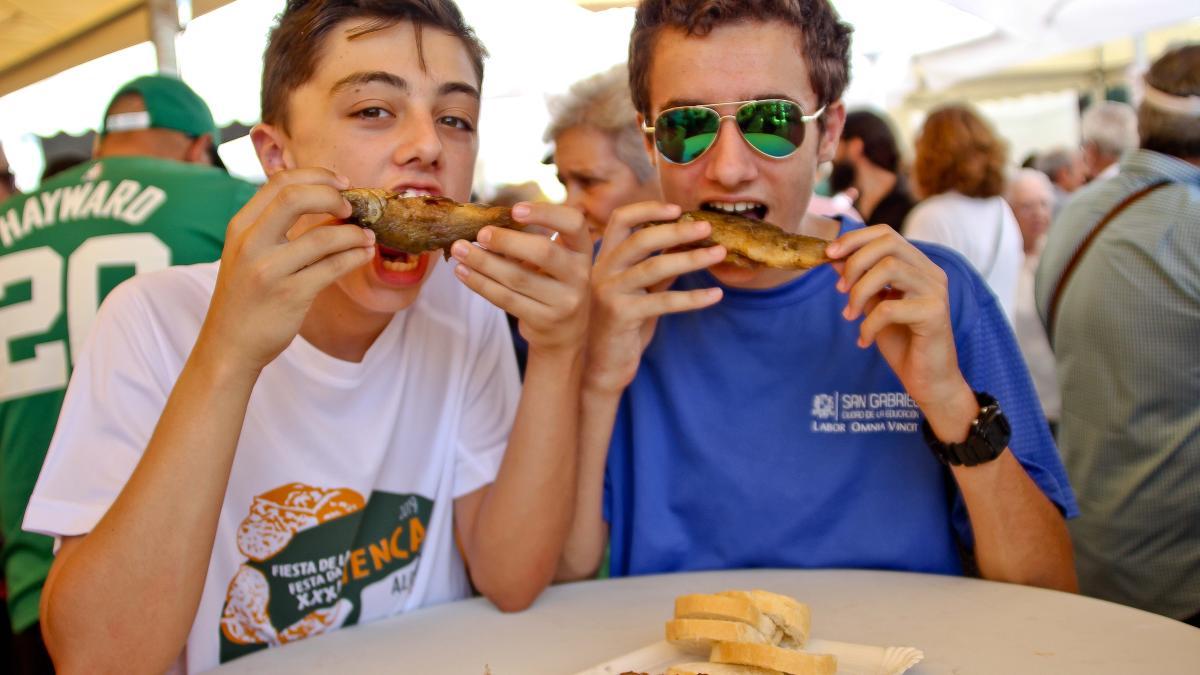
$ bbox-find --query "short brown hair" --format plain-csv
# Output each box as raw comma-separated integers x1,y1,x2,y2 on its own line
261,0,487,129
1139,44,1200,159
627,0,852,118
914,105,1008,199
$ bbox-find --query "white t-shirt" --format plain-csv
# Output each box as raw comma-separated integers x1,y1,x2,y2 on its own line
1014,248,1061,422
23,261,519,673
903,192,1023,322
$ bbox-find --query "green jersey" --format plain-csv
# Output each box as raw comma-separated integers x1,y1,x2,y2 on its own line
0,156,256,631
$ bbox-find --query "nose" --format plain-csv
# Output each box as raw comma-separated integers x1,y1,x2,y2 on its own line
392,110,443,168
702,118,758,188
563,184,584,210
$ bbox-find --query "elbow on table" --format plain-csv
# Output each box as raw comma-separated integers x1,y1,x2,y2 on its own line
482,583,541,613
555,553,601,582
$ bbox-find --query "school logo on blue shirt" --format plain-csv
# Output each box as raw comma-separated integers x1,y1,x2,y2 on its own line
809,391,922,434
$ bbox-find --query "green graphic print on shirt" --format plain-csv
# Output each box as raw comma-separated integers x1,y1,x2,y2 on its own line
219,484,434,664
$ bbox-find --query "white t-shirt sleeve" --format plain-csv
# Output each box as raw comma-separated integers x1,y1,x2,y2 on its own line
451,304,520,498
22,281,174,538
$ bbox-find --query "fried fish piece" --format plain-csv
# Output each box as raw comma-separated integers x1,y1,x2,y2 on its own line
342,188,521,255
343,188,830,269
658,210,832,270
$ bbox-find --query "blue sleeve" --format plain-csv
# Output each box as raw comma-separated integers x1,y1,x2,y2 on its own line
921,244,1080,548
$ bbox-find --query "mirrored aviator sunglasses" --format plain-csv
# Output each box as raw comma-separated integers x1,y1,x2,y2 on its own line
645,99,826,165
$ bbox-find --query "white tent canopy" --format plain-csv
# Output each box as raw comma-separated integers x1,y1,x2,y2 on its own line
1,0,1196,192
915,0,1198,91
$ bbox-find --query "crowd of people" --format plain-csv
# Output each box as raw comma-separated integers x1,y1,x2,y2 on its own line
0,1,1195,673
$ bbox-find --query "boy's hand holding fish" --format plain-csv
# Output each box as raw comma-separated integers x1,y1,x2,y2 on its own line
446,200,592,356
198,169,375,376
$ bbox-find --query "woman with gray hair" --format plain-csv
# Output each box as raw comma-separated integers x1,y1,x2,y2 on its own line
545,63,660,242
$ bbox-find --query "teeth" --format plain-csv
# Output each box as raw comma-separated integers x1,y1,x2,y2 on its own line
704,201,763,214
399,188,433,198
382,257,419,272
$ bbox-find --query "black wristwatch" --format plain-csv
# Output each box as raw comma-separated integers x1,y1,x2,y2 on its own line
921,391,1011,467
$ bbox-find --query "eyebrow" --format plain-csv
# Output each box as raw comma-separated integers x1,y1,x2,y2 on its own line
330,71,480,101
439,81,481,100
332,71,407,94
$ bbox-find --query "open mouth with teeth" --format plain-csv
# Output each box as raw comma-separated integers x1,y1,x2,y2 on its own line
377,245,420,272
701,201,769,221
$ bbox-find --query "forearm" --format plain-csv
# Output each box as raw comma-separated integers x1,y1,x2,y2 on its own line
555,381,620,582
926,385,1076,592
466,346,583,610
42,341,258,672
952,453,1077,591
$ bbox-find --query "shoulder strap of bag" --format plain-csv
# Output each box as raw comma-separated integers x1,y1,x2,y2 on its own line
1046,179,1173,343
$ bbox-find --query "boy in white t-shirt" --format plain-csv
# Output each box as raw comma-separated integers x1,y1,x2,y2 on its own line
22,2,590,672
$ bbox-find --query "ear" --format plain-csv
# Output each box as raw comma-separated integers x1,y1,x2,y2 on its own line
637,112,659,170
184,134,214,165
251,122,293,177
816,101,846,164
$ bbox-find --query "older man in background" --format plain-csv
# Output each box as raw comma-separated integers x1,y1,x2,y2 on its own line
1036,146,1088,216
1036,44,1200,627
1080,101,1139,182
1006,169,1059,435
546,64,661,242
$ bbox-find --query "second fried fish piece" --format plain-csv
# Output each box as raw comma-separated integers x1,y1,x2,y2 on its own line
342,188,521,255
657,210,832,270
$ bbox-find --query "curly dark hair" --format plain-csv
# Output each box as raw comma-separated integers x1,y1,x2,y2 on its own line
913,105,1008,199
627,0,852,120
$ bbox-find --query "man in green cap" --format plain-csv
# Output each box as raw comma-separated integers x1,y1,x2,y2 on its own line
0,73,256,673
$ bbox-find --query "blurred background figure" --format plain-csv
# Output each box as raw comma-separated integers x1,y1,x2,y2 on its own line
1036,146,1088,215
0,144,16,201
1080,101,1139,182
0,74,256,675
1005,168,1060,434
830,109,915,229
489,180,548,207
39,154,89,182
1035,44,1200,628
544,63,660,243
905,104,1023,321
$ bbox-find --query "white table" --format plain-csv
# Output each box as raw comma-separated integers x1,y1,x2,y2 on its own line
214,568,1200,674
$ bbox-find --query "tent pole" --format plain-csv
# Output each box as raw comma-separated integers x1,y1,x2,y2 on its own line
148,0,184,76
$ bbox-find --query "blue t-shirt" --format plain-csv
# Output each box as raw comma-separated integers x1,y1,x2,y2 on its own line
603,218,1077,577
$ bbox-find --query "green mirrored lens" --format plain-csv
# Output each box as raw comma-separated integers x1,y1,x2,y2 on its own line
736,100,803,157
655,107,720,163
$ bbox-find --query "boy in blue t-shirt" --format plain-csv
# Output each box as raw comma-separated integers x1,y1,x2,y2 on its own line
558,0,1078,591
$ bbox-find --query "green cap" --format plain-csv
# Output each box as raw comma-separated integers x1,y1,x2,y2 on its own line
101,74,220,144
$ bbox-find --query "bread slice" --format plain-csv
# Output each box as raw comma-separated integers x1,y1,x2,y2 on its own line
718,590,811,646
666,618,771,655
666,662,784,675
710,642,836,675
675,594,777,642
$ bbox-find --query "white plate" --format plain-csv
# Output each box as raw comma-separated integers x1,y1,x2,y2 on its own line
573,638,924,675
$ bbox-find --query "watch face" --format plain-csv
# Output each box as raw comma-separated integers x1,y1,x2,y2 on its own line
922,393,1011,466
969,404,1011,465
